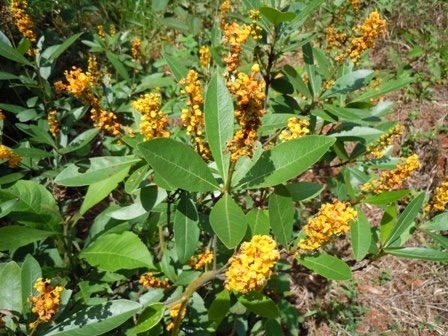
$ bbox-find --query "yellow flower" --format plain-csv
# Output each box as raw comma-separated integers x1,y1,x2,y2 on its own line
90,108,123,137
249,10,262,40
131,38,142,60
225,235,279,294
222,21,251,78
0,144,21,167
28,278,63,329
362,154,420,194
299,201,357,251
199,46,211,69
10,0,37,43
351,0,360,12
188,250,214,270
425,176,448,213
139,273,170,289
47,110,60,138
166,302,186,331
366,125,404,158
132,92,170,140
279,117,310,142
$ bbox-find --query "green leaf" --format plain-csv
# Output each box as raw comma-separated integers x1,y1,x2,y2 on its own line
21,254,41,314
80,165,131,215
80,231,154,272
208,289,230,323
298,253,352,280
353,77,414,102
55,156,140,186
164,53,188,81
321,70,373,99
0,40,33,66
236,136,335,189
174,192,200,263
0,71,20,80
48,32,83,61
384,192,425,248
106,51,130,81
246,209,270,236
259,7,295,26
380,203,397,245
286,182,324,202
363,190,409,205
421,212,448,231
238,292,279,319
127,303,164,336
282,65,311,99
46,299,142,336
204,74,234,182
384,247,448,261
269,185,294,247
425,232,448,249
209,194,247,249
58,128,99,154
0,261,22,313
350,208,371,261
285,0,325,29
0,226,57,250
138,138,219,192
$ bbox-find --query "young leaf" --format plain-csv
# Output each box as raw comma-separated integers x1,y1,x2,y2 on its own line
55,156,140,186
350,208,371,261
298,253,352,280
238,292,279,319
269,185,294,247
45,299,142,336
0,226,57,251
208,289,231,323
204,74,234,183
246,209,270,236
80,231,154,272
209,194,247,249
21,254,42,314
138,138,219,192
0,261,22,314
321,70,373,99
174,192,200,263
384,247,448,261
236,136,335,189
383,192,425,248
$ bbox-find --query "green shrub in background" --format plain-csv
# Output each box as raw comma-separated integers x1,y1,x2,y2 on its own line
0,0,447,335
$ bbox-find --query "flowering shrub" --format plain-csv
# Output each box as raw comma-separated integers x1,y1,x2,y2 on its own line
0,0,447,335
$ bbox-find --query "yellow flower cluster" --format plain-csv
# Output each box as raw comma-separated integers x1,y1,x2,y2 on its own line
325,26,347,53
425,176,448,213
249,10,262,40
362,154,420,194
351,0,360,12
367,125,404,158
299,201,357,251
59,67,94,102
166,302,186,331
139,273,170,289
90,108,123,137
28,278,63,329
222,22,252,77
344,11,387,64
220,0,231,29
225,235,279,294
97,25,106,41
188,250,214,270
227,64,266,162
199,46,211,69
47,110,60,138
279,117,310,142
10,0,37,43
132,92,170,140
87,55,101,87
131,38,142,60
180,70,210,159
0,144,21,167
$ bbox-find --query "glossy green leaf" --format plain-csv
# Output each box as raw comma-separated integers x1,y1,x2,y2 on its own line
125,165,149,194
48,32,83,61
282,65,311,99
236,136,335,189
350,208,371,261
127,303,164,336
0,261,22,313
80,231,154,272
204,74,234,182
353,77,415,102
384,247,448,261
106,51,130,81
364,190,409,205
164,53,188,81
80,165,131,215
286,182,324,202
0,226,57,250
0,40,33,65
421,212,448,231
210,194,247,249
380,203,397,244
174,193,200,263
58,128,99,154
21,254,41,314
321,70,373,99
238,292,279,319
298,253,352,280
384,192,425,248
55,156,140,186
259,7,295,26
208,289,230,323
46,299,141,336
246,209,270,236
138,138,219,192
269,185,294,247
